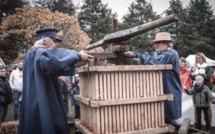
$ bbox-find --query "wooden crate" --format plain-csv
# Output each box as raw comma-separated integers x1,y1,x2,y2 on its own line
75,65,175,134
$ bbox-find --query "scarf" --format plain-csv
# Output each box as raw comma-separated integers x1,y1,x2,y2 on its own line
194,63,208,75
194,84,205,93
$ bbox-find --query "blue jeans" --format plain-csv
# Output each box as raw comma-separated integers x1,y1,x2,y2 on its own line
13,91,22,119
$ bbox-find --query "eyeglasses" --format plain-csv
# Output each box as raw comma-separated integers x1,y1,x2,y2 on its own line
155,41,167,44
0,71,6,72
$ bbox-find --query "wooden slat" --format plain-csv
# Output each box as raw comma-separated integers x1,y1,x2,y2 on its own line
122,72,127,132
107,73,112,133
95,73,100,134
149,72,154,128
160,72,165,126
77,65,172,73
130,72,134,131
133,73,138,130
157,72,162,127
99,73,105,134
152,72,156,128
147,72,150,129
119,72,124,132
111,73,117,133
89,74,92,131
144,72,148,129
136,72,141,130
103,73,108,134
126,72,131,131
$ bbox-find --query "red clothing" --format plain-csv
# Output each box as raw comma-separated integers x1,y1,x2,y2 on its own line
210,77,215,83
180,68,192,92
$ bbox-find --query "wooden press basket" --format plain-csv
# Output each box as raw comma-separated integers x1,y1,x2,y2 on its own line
75,65,175,134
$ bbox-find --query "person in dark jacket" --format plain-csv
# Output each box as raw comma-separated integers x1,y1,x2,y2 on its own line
71,78,80,119
190,52,213,128
58,76,69,116
0,66,12,126
184,75,215,133
18,28,94,134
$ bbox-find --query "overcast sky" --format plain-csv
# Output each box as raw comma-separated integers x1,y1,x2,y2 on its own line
73,0,215,21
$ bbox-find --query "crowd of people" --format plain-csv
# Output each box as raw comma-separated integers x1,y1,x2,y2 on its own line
0,29,215,134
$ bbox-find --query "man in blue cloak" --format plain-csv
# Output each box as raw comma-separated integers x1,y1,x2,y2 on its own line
123,32,182,125
18,28,93,134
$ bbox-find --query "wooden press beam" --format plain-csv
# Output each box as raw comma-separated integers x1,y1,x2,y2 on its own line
75,94,173,107
85,14,180,50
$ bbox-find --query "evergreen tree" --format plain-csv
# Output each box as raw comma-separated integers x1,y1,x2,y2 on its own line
121,0,160,53
161,0,185,54
180,0,214,58
78,0,116,43
0,0,28,23
35,0,76,15
207,15,215,57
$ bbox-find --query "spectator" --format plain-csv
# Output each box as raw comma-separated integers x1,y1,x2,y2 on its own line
122,32,182,125
179,57,192,92
58,76,69,116
65,76,72,115
190,52,213,90
18,28,93,134
71,78,80,119
0,66,12,125
9,62,23,120
184,75,215,133
190,52,213,127
186,60,191,70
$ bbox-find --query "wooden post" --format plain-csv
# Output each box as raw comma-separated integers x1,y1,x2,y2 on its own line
178,118,191,134
113,19,118,32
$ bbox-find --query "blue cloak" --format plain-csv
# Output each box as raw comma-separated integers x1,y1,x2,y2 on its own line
133,49,182,119
19,47,81,134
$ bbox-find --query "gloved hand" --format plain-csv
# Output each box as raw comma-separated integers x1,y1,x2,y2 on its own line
212,100,215,104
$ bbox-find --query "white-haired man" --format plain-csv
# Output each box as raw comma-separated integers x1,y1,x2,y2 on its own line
19,28,94,134
123,32,182,125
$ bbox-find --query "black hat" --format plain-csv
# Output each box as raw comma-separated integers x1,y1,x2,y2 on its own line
36,28,62,42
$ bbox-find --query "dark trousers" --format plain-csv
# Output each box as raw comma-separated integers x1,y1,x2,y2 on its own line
75,106,80,119
63,94,68,115
0,104,8,122
196,107,210,131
